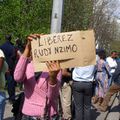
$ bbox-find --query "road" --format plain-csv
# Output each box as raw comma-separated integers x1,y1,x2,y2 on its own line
3,92,120,120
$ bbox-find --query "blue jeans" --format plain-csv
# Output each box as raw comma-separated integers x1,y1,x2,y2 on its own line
0,92,6,120
72,81,93,120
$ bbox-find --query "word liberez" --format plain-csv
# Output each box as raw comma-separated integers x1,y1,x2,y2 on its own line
33,33,78,58
38,34,73,46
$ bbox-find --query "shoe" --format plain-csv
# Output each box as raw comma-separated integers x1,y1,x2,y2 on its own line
97,105,108,112
93,97,104,110
92,95,99,104
96,97,103,106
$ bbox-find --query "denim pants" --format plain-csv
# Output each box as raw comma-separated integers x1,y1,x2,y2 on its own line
0,92,6,120
72,81,93,120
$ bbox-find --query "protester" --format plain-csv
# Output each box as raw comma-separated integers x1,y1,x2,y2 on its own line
14,34,62,120
93,50,111,106
0,34,16,103
14,38,24,59
106,51,118,74
72,65,96,120
98,61,120,112
116,52,120,62
106,51,118,85
91,49,100,104
60,68,72,120
0,49,8,120
14,38,24,91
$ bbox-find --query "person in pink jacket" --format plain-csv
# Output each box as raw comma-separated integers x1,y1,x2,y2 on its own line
14,34,62,120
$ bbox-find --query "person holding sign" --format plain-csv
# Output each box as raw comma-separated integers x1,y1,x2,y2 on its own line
14,34,62,120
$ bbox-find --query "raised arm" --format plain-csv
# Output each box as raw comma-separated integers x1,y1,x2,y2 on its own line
14,34,41,82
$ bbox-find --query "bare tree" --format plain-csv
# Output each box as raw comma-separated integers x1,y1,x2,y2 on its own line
92,0,118,53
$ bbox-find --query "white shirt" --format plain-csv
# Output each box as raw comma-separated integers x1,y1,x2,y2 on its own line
72,65,95,82
106,57,117,74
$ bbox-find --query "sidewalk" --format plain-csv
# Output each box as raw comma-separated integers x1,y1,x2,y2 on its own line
3,91,21,120
92,92,120,120
4,101,14,120
3,92,120,120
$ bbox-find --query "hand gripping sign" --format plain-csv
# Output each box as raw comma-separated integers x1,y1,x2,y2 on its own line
31,30,96,72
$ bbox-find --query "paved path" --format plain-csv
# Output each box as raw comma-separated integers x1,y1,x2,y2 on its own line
92,93,120,120
3,92,120,120
4,101,14,120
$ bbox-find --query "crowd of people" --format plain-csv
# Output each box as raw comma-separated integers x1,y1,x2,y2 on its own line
0,34,120,120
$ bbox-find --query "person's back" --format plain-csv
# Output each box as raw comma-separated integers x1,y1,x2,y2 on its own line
0,35,15,69
106,51,118,86
0,41,14,58
0,35,16,103
72,65,95,82
93,50,111,107
106,51,118,75
72,65,95,120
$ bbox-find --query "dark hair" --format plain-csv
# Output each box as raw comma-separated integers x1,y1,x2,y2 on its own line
96,49,104,55
5,34,12,41
111,51,117,54
98,50,106,60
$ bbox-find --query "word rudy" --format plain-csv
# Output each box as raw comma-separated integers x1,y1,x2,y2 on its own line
33,44,77,58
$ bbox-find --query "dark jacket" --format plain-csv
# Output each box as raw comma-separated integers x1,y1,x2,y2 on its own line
112,61,120,85
0,41,15,70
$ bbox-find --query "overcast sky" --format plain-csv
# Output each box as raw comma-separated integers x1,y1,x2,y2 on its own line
117,0,120,22
113,0,120,19
112,0,120,27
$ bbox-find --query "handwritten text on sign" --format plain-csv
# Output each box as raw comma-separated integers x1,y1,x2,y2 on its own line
31,31,80,61
31,30,96,72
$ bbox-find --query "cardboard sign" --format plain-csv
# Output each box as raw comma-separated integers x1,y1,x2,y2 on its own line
31,30,96,72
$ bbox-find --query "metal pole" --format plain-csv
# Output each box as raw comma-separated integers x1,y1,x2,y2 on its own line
50,0,64,33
